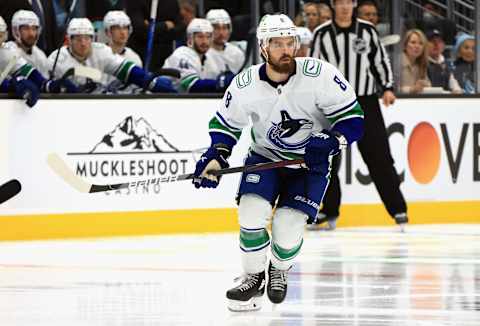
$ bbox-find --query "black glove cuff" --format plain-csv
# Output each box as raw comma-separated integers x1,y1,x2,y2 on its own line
213,143,232,164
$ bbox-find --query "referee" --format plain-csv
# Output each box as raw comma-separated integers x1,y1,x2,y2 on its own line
309,0,408,230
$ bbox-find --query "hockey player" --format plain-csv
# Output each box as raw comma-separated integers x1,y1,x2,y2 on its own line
7,10,49,77
295,26,313,57
206,9,245,74
103,11,143,93
0,16,77,107
192,14,364,311
162,18,233,93
48,18,175,93
104,11,142,67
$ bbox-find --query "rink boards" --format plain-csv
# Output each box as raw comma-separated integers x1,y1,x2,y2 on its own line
0,97,479,240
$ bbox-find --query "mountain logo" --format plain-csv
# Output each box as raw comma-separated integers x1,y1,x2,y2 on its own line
91,116,180,153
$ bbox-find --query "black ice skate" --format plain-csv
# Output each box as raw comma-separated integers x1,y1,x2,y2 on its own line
226,271,265,311
394,213,408,232
267,262,288,304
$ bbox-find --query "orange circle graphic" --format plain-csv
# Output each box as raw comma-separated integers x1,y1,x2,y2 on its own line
408,122,441,184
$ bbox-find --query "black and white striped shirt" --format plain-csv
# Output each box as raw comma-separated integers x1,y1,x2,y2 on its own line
310,19,394,96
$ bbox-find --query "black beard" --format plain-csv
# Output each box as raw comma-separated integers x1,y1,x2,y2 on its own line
268,56,295,74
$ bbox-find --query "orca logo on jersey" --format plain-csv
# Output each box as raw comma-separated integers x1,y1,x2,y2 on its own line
267,111,313,150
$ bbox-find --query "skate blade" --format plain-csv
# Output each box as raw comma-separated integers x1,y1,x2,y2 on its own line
227,296,263,312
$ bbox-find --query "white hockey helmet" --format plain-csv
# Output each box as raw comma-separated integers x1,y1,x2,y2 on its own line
0,16,7,44
206,9,231,26
187,18,213,37
257,14,299,49
103,10,132,34
11,10,41,43
296,26,313,45
67,18,95,38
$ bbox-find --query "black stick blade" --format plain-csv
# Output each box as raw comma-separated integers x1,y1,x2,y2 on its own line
0,179,21,204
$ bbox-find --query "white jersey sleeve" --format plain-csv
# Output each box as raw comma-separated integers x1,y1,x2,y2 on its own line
313,60,363,127
207,69,252,145
5,41,49,77
0,43,33,78
162,46,201,92
123,47,143,68
207,43,245,74
47,43,138,86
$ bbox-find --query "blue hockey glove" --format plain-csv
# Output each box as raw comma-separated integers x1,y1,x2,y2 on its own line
193,145,231,189
43,78,79,93
148,76,177,93
216,71,235,91
304,130,345,173
11,76,40,108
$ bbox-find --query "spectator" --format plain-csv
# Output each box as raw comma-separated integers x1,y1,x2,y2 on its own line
452,33,475,94
304,2,321,33
295,26,313,57
400,29,431,94
357,0,378,25
47,18,175,93
318,3,332,26
126,0,185,73
162,18,233,93
206,9,245,74
0,0,62,55
6,10,49,77
426,29,462,94
179,0,196,28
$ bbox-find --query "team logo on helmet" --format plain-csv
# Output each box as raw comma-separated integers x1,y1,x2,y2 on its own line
267,111,313,150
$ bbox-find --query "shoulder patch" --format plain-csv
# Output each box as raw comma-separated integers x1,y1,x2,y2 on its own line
302,59,322,77
235,68,252,89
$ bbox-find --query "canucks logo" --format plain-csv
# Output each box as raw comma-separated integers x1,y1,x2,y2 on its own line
267,111,313,150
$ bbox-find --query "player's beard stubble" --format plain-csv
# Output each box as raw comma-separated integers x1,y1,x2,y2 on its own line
268,53,296,74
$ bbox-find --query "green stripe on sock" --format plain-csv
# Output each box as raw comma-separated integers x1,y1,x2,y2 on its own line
240,229,270,249
272,239,303,261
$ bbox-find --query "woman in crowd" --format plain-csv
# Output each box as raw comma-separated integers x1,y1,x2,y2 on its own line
400,29,431,94
452,33,475,94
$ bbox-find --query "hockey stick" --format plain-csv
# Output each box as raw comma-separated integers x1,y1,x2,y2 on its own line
0,179,21,205
144,0,159,72
62,66,102,82
47,152,304,194
380,34,401,46
50,0,79,79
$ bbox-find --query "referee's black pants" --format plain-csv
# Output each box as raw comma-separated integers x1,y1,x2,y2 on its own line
320,94,407,218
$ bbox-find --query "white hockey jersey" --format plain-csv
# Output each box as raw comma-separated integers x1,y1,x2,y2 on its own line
5,41,49,77
0,42,34,78
207,43,245,74
47,42,136,86
162,46,222,92
104,46,143,91
209,57,363,163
